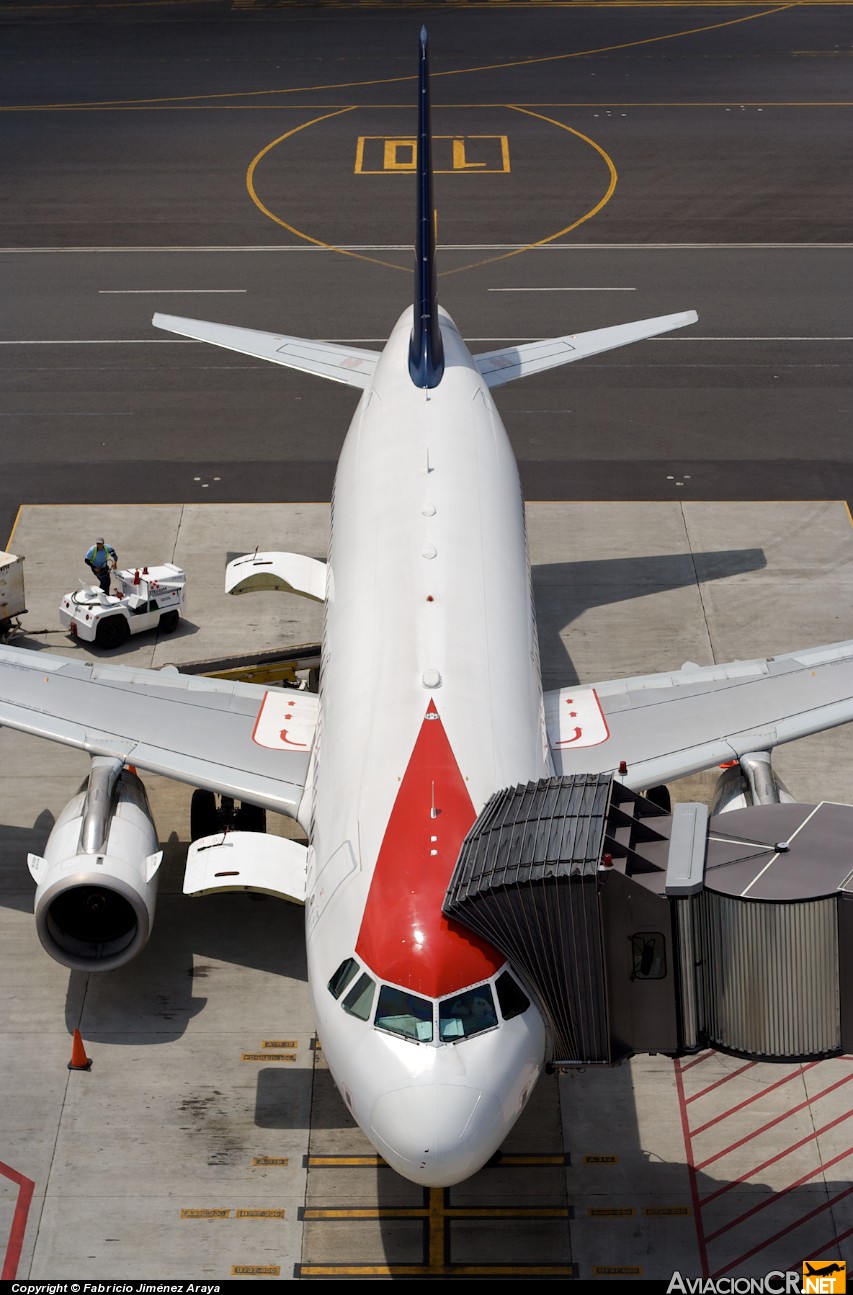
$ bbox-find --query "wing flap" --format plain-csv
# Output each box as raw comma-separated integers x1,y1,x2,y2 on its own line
474,311,698,388
0,646,317,817
545,639,853,787
152,313,380,389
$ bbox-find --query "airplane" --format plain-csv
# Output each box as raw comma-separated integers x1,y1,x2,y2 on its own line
3,28,853,1188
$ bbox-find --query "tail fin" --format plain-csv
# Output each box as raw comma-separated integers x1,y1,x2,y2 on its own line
408,27,444,389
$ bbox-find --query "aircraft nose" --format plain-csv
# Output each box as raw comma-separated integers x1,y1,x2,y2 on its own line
369,1084,503,1186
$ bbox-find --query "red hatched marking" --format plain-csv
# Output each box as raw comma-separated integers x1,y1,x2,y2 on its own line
675,1054,853,1278
711,1184,853,1278
1,1160,35,1281
705,1144,853,1242
679,1050,716,1073
699,1101,853,1196
691,1062,821,1136
686,1060,757,1103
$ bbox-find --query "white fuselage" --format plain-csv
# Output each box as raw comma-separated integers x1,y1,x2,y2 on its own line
304,308,552,1185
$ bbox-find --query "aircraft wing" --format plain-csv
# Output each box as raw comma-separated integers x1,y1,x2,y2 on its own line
0,646,317,817
152,313,380,389
474,311,698,388
545,639,853,789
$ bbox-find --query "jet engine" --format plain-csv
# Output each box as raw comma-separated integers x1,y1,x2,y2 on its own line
28,757,162,972
709,750,793,815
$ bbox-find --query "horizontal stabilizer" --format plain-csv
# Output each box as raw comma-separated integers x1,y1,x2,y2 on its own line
152,313,380,389
226,551,326,603
474,310,698,388
184,831,307,903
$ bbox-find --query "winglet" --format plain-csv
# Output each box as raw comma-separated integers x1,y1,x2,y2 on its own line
408,27,444,389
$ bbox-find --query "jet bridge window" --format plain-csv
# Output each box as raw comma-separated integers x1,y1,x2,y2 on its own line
439,985,498,1041
631,932,667,980
342,971,376,1021
375,985,434,1043
328,957,360,1000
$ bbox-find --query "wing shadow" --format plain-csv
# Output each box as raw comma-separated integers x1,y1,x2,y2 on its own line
534,548,766,688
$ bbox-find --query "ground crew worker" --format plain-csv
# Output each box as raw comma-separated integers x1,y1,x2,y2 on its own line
85,537,117,595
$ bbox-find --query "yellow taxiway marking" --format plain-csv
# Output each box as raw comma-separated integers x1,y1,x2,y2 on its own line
304,1205,570,1219
235,1209,285,1219
298,1264,575,1276
0,4,804,112
306,1151,570,1168
246,108,409,275
300,1181,573,1276
241,1051,296,1062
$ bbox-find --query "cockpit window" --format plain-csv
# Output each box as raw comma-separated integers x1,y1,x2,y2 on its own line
439,985,498,1041
342,971,376,1021
328,957,360,1000
495,970,530,1020
375,985,434,1043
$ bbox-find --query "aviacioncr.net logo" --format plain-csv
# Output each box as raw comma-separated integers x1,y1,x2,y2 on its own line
802,1261,846,1294
667,1274,801,1294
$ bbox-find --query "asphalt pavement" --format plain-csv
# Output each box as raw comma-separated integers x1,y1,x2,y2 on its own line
0,1,851,541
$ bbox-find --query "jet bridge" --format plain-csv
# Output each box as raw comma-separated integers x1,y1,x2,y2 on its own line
443,774,853,1066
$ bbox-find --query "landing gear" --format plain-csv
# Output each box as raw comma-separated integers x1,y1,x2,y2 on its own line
644,784,672,814
190,789,218,840
236,802,266,833
190,790,266,841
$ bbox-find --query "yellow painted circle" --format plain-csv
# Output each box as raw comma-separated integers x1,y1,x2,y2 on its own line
246,105,618,276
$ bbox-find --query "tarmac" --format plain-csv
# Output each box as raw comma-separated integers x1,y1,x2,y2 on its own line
1,499,852,1281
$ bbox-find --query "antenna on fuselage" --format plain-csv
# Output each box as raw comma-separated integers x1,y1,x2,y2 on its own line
408,26,445,390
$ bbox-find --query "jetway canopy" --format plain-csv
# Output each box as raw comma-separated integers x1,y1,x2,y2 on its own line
444,775,853,1066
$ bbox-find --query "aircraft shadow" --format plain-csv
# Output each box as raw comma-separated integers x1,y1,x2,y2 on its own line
66,884,308,1044
0,809,56,913
533,548,766,688
302,1059,851,1277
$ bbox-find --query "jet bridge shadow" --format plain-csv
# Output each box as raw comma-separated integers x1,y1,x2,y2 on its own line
533,548,766,689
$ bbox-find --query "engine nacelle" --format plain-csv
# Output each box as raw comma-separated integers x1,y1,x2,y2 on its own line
27,759,162,972
709,751,794,816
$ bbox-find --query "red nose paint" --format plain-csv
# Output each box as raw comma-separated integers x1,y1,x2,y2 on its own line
355,700,502,997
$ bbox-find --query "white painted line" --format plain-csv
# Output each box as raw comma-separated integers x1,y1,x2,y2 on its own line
488,287,636,292
1,336,851,347
0,243,852,254
740,802,823,897
0,411,134,416
98,289,247,294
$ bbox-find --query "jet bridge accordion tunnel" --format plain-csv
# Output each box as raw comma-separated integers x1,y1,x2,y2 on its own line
443,774,853,1066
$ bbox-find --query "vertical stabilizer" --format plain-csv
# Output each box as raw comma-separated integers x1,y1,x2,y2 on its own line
408,27,445,389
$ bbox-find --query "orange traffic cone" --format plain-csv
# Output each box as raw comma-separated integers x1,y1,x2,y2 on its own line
68,1028,92,1071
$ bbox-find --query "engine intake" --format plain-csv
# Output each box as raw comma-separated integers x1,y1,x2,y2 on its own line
28,760,162,972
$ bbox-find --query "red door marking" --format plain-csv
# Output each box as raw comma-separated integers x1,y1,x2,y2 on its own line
355,700,502,998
